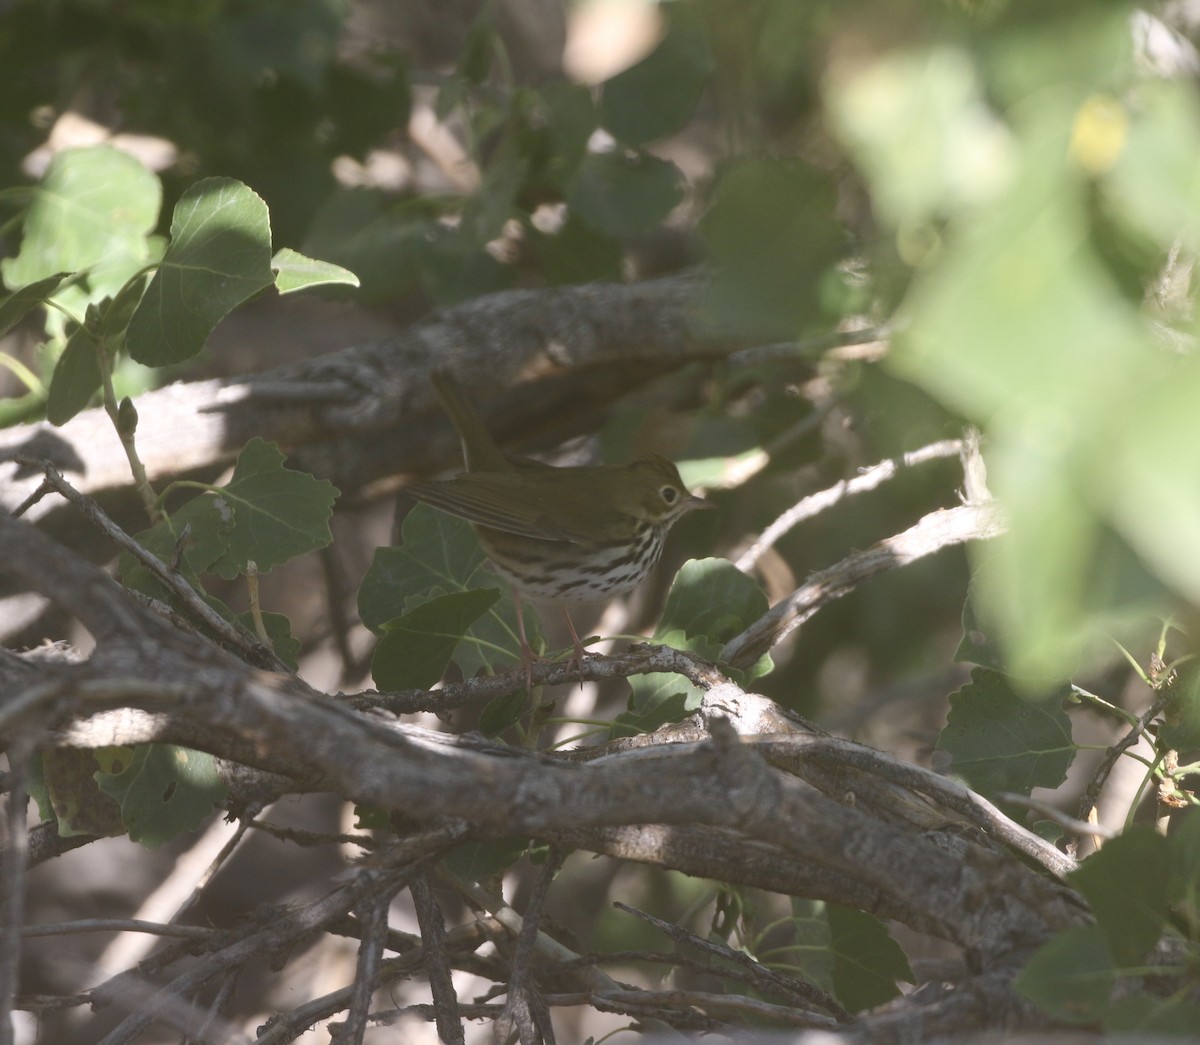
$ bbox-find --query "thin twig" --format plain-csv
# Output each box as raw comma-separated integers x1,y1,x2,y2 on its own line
24,461,286,672
351,643,730,716
754,734,1076,879
727,324,891,368
499,848,564,1045
256,919,499,1045
1076,692,1171,827
997,794,1117,840
612,901,849,1020
19,919,217,939
92,825,460,1045
95,815,250,980
736,439,964,571
0,741,33,1045
410,873,465,1045
722,501,1007,668
340,883,394,1045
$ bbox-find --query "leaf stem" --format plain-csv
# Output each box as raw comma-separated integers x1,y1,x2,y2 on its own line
94,339,159,523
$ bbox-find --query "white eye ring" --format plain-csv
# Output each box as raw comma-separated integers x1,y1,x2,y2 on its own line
660,485,680,504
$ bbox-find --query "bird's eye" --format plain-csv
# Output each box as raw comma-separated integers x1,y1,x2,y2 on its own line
660,485,680,505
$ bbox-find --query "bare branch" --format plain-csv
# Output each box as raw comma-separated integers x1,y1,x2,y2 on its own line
722,502,1007,667
0,274,721,517
410,873,465,1045
735,438,964,572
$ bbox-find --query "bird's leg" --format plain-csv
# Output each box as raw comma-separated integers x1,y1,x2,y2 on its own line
511,587,536,691
560,608,590,681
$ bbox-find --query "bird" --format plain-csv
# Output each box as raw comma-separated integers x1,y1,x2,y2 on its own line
406,369,711,684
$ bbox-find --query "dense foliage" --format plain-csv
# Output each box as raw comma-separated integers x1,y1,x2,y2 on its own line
1,0,1199,1041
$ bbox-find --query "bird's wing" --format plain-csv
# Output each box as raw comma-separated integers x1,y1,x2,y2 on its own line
407,472,630,544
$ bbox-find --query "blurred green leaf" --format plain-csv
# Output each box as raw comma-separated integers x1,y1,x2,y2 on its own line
1110,81,1200,248
700,158,846,338
1,146,161,311
568,151,683,237
302,189,438,301
127,178,274,366
827,905,912,1013
601,15,712,146
1016,925,1115,1024
936,669,1074,798
1166,799,1200,935
528,211,623,284
0,272,69,337
325,55,412,157
529,83,598,193
827,47,1014,228
1102,995,1200,1036
372,587,500,690
954,589,1007,672
1069,828,1170,968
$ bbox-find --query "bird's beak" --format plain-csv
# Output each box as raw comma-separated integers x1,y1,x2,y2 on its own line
683,494,716,512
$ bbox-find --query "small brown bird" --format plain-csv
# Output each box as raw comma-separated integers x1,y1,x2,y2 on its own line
407,370,711,681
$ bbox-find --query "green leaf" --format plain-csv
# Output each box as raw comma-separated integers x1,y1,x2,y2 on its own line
1110,81,1200,249
1102,995,1200,1037
1090,356,1200,641
120,492,234,600
45,273,153,425
127,178,274,366
699,157,847,338
954,588,1008,672
528,211,623,285
479,689,531,737
529,82,597,193
620,628,717,734
777,899,835,996
371,588,500,690
45,324,102,425
658,557,769,644
358,504,536,676
1167,808,1200,936
95,744,228,849
442,836,529,882
0,272,69,338
205,438,338,578
600,15,712,146
935,668,1074,799
827,905,913,1013
827,47,1014,228
1,146,161,302
1016,925,1115,1024
862,46,1184,678
302,189,436,301
235,610,301,671
568,151,683,237
1069,828,1170,968
622,560,770,734
271,247,360,294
